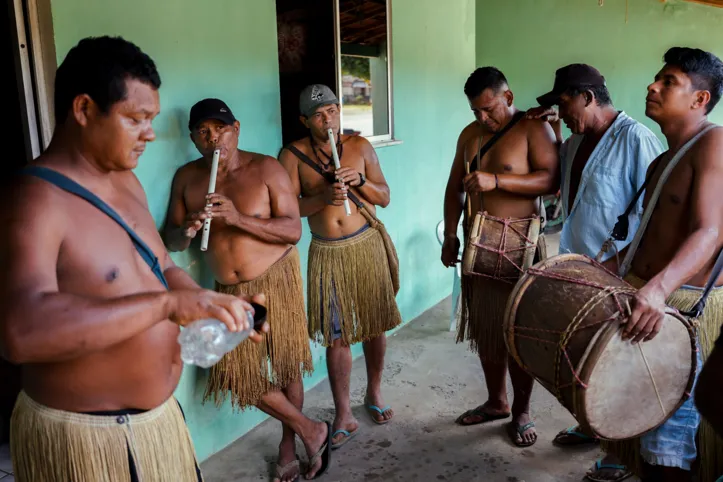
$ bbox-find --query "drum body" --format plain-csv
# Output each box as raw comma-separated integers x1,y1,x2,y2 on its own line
462,212,540,283
504,254,696,441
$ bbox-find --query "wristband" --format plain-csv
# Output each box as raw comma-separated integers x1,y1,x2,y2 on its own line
358,172,366,187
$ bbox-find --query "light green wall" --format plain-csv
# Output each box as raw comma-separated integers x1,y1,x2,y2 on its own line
51,0,475,461
476,0,723,138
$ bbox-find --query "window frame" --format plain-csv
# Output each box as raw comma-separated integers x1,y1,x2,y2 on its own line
333,0,396,145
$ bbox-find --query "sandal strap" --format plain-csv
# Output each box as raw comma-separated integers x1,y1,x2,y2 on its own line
276,459,300,477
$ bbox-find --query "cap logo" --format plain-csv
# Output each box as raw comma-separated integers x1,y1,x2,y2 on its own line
220,108,227,112
311,85,324,102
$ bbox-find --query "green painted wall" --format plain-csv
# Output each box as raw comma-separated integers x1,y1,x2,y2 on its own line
476,0,723,138
51,0,475,461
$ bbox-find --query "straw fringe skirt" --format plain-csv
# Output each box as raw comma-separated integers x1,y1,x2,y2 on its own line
458,236,547,363
10,391,201,482
204,247,313,410
602,273,723,482
308,227,402,347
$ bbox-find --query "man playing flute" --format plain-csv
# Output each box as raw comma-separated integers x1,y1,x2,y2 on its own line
164,98,331,481
279,84,402,451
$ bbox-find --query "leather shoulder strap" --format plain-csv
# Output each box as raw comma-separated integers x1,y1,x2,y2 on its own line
23,166,169,289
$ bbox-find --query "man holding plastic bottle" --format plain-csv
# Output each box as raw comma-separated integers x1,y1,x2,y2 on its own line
0,36,267,482
164,98,331,481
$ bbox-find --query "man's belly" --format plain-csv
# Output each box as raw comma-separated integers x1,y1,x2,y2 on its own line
308,205,369,240
474,192,540,220
207,232,292,284
23,321,182,412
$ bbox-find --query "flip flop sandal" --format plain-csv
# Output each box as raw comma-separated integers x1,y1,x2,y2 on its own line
307,422,332,480
274,458,300,482
506,421,537,448
455,405,511,426
585,460,633,482
331,427,359,450
552,425,599,446
366,403,393,425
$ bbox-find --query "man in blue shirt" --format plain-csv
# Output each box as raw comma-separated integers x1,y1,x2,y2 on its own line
528,63,664,481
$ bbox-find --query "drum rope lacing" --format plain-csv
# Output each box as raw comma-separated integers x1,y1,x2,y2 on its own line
470,214,539,283
511,266,672,412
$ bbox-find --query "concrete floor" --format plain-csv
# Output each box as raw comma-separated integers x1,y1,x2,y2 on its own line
202,237,635,482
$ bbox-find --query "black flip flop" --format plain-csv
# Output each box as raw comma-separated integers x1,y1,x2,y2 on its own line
455,405,511,426
552,425,599,446
307,422,332,480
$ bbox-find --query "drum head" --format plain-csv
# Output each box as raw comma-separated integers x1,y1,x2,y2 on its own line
581,312,695,440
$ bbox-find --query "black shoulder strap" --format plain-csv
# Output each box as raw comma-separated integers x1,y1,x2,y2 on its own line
23,166,169,290
471,111,526,170
681,248,723,319
284,144,366,210
609,159,661,241
465,111,526,213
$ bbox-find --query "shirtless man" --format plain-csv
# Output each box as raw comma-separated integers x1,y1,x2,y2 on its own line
442,67,559,447
0,36,266,482
164,98,331,481
526,64,663,480
279,84,402,450
601,47,723,482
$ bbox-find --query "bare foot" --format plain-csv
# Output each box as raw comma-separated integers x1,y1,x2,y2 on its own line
365,392,394,424
456,400,510,426
303,421,329,480
507,412,537,447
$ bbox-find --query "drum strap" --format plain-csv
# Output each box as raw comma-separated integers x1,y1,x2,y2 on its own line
613,124,720,319
464,111,527,220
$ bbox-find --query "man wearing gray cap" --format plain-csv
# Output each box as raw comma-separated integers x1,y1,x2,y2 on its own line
164,98,332,481
280,84,402,450
527,64,662,481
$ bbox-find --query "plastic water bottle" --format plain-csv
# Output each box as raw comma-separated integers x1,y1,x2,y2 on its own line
178,317,253,369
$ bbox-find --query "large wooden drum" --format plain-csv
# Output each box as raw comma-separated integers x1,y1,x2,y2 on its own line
504,254,697,441
462,212,540,283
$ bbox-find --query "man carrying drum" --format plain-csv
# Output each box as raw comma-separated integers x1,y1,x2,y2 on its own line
442,67,559,447
602,47,723,482
527,64,663,481
164,98,331,481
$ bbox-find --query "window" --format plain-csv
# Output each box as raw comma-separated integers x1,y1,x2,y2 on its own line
336,0,393,142
276,0,394,146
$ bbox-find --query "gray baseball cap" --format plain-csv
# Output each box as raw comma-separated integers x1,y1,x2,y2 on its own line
299,84,339,118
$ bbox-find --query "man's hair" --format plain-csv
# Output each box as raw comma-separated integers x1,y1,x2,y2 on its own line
464,67,508,100
565,84,613,107
54,36,161,124
664,47,723,114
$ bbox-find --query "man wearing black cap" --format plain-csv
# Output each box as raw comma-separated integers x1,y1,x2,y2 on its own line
164,98,332,481
528,65,662,479
279,84,402,451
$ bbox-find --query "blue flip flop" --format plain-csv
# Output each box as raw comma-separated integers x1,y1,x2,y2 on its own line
552,425,599,446
585,459,632,482
331,427,359,450
366,403,393,425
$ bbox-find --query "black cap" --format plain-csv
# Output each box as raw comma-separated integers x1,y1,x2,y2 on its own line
188,98,237,131
536,64,606,107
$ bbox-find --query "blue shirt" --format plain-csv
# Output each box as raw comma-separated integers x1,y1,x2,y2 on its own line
558,111,664,261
